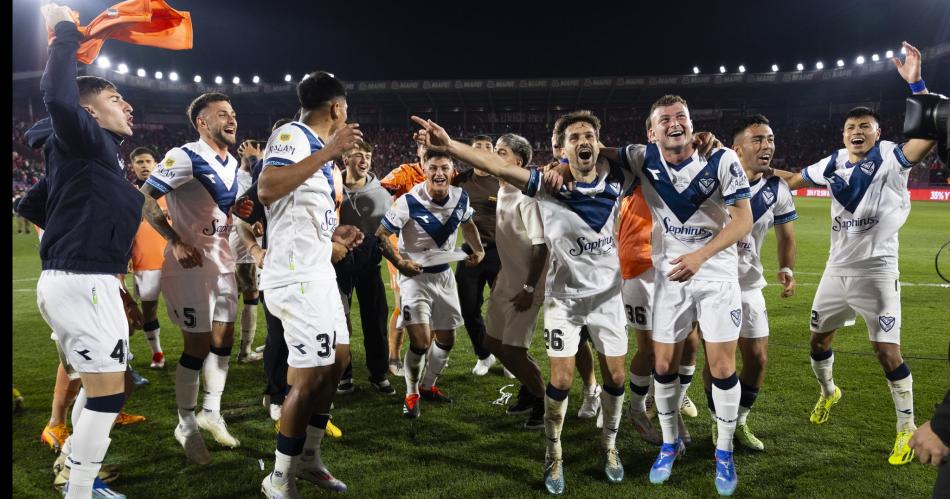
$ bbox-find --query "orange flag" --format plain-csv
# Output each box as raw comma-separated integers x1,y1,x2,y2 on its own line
47,0,192,64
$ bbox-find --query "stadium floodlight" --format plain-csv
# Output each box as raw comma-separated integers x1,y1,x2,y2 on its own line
193,75,202,83
154,71,163,80
836,59,845,68
96,56,110,69
169,71,179,82
692,66,700,74
117,63,128,74
252,75,260,84
284,74,292,82
738,65,746,73
136,68,146,77
232,76,241,84
214,75,223,84
815,61,824,70
719,65,726,74
900,46,906,55
856,55,866,65
796,63,804,71
771,64,779,72
871,53,880,62
885,50,894,59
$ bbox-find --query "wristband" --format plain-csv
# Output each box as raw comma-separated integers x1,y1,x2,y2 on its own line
779,267,794,277
909,79,927,93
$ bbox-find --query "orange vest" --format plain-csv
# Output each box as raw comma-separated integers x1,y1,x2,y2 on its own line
618,185,653,279
131,196,167,271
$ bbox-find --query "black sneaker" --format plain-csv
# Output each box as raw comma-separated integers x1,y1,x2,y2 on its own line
507,385,535,415
370,378,396,395
524,399,545,429
419,386,452,403
336,379,355,395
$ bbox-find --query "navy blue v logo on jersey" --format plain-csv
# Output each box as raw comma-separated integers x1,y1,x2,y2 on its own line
823,144,883,213
405,192,469,247
643,144,725,223
750,177,781,222
730,309,742,327
183,148,238,214
879,315,896,332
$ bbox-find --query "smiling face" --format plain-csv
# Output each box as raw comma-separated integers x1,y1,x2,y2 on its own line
198,100,238,148
424,156,455,199
563,121,600,175
84,87,134,137
734,124,776,174
343,147,372,181
131,153,157,180
651,102,693,152
842,115,881,157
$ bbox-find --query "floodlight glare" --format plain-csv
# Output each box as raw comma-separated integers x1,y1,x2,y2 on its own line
719,65,726,73
885,50,894,58
232,76,241,84
169,72,179,82
214,76,223,84
136,68,146,77
96,56,110,69
796,63,804,71
771,64,779,72
815,61,824,70
738,65,746,73
871,53,880,61
117,63,128,74
284,74,292,82
193,75,202,83
692,66,700,74
836,59,844,67
252,75,260,84
154,71,163,80
856,55,866,64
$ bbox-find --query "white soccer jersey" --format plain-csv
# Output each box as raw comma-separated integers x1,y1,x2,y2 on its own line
380,182,473,265
259,121,338,290
619,144,751,281
229,168,258,264
801,140,913,277
522,161,632,299
493,181,547,295
738,176,798,290
147,138,239,276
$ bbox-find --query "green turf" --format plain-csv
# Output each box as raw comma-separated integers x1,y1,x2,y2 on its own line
11,197,950,498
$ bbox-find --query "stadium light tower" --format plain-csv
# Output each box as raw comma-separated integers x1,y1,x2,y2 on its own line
796,63,804,71
738,64,746,73
232,76,240,84
252,75,260,84
214,75,223,84
885,50,894,58
836,59,845,68
169,71,179,82
117,63,128,74
96,56,110,69
136,68,146,77
856,55,866,64
193,75,202,83
284,73,292,82
692,66,700,74
871,53,880,62
815,61,824,70
154,71,163,80
719,65,726,74
771,63,779,72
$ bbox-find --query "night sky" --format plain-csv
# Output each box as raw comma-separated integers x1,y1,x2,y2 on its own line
11,0,950,82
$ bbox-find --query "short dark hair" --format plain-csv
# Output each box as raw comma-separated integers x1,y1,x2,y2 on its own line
471,134,493,145
129,147,157,162
76,76,116,102
345,139,373,154
271,118,292,132
297,72,346,110
649,94,689,120
187,92,231,130
731,114,771,144
844,106,881,126
553,110,601,148
423,150,453,164
497,133,533,167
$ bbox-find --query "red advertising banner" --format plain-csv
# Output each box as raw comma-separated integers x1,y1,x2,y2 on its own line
791,188,950,202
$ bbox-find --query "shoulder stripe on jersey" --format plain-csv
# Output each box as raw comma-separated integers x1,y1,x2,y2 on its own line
774,211,798,225
182,147,238,215
265,157,294,167
893,143,913,169
145,176,172,194
642,144,724,223
289,123,335,202
823,143,883,213
724,187,751,206
405,191,469,247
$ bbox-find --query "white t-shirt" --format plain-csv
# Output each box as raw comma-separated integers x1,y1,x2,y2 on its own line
522,161,632,299
259,121,338,290
801,140,913,277
493,181,547,296
228,168,258,264
738,176,797,290
147,138,239,276
381,182,473,266
619,144,751,282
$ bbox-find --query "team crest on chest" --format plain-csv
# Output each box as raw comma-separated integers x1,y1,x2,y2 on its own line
859,160,876,176
879,315,896,332
698,177,717,195
762,189,776,206
730,309,742,327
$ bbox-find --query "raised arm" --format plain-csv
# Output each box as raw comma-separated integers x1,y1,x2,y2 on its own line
410,116,531,190
770,169,813,190
668,199,753,282
893,41,937,163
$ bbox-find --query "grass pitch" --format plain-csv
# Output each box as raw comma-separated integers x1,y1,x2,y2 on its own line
11,197,950,498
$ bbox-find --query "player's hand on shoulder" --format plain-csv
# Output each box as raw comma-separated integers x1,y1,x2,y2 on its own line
324,123,363,158
542,161,575,192
41,3,75,30
693,132,722,159
778,270,796,298
172,239,203,268
667,251,708,282
397,258,422,277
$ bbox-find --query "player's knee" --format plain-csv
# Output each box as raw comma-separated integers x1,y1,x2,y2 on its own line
605,370,626,389
549,370,573,390
653,358,675,376
872,344,902,370
809,334,832,353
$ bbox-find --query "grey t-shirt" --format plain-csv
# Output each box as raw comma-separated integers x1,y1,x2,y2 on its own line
340,172,393,235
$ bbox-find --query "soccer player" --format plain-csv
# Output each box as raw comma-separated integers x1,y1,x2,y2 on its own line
129,147,168,369
31,4,144,497
454,135,502,376
140,92,244,463
480,133,549,429
376,149,485,418
257,71,362,496
232,140,264,363
704,114,798,451
769,41,936,466
603,94,752,495
412,111,630,494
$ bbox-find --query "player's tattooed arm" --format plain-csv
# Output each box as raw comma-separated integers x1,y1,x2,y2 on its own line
775,221,797,298
460,220,485,267
668,199,753,282
375,225,421,277
510,243,549,312
139,183,203,268
410,116,531,189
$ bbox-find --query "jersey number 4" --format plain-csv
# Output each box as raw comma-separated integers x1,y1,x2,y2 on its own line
110,339,127,365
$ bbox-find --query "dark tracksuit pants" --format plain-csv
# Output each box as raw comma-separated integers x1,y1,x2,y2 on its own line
455,244,500,361
260,292,289,405
339,261,390,383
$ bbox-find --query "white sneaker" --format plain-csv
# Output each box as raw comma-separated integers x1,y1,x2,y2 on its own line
196,411,241,448
174,425,211,465
627,408,662,445
472,355,495,376
578,384,602,419
296,463,348,493
680,395,698,418
503,367,516,379
238,351,263,363
269,404,282,422
261,472,299,499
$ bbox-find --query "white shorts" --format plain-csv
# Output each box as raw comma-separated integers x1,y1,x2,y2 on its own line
397,269,464,331
543,288,627,358
739,288,769,339
134,269,162,302
49,332,81,381
161,272,238,333
36,271,129,375
810,275,901,344
621,271,654,331
485,288,542,349
653,277,742,344
265,280,350,368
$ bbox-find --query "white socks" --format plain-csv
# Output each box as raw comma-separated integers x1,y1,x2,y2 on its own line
420,342,451,391
543,385,569,460
240,302,258,355
712,374,740,452
629,373,652,413
176,354,203,430
201,347,231,417
653,374,681,444
886,364,915,432
810,350,837,397
404,346,426,395
600,386,625,449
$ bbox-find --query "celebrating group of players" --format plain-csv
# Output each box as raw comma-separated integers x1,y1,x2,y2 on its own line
25,4,941,498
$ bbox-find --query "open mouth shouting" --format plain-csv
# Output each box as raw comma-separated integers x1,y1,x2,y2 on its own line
756,152,772,165
849,136,867,147
667,128,685,139
577,145,594,162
